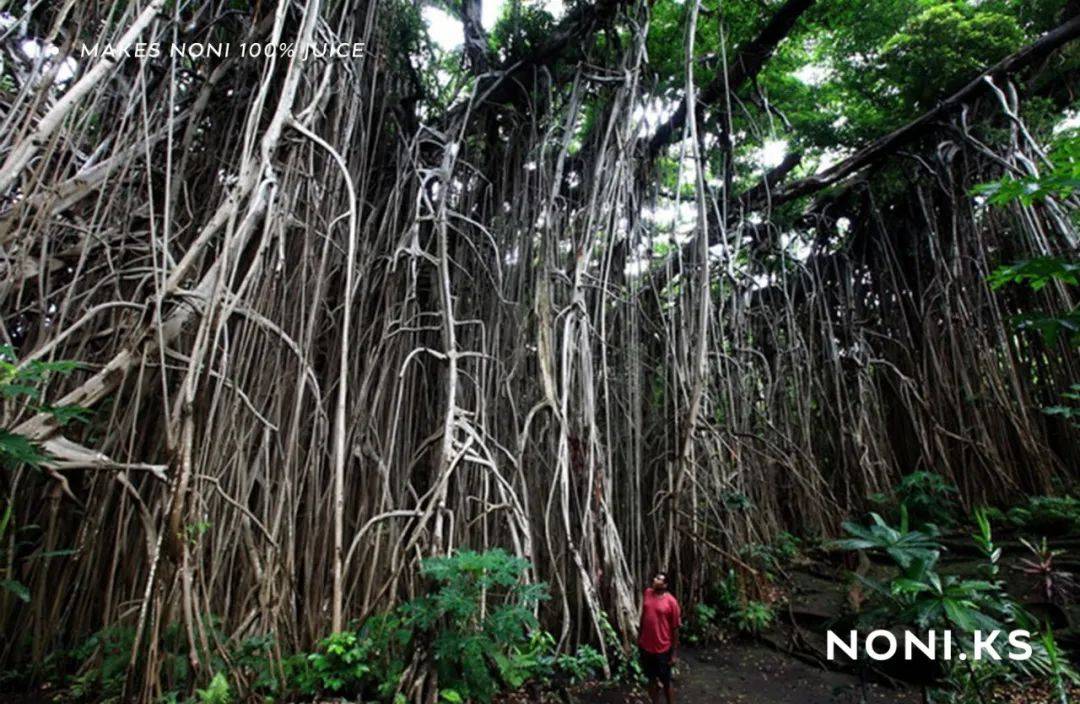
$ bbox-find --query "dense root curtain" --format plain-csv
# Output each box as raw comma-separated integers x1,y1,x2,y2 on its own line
0,0,1077,699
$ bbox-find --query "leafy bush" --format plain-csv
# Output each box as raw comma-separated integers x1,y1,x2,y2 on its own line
1005,495,1080,537
836,508,1079,698
739,531,802,580
406,548,548,700
296,548,550,703
297,619,408,700
554,645,606,684
870,472,959,529
835,508,941,572
731,602,775,635
688,567,779,642
0,347,88,605
683,602,721,645
1017,537,1076,605
837,508,1017,633
195,672,231,704
13,551,568,703
64,625,137,701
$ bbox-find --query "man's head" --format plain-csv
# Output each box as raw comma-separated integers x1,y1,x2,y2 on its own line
651,571,669,592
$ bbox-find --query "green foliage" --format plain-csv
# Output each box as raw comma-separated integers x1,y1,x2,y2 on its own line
689,566,781,642
66,625,137,701
489,1,556,62
0,578,29,602
837,509,1078,697
738,531,802,581
682,602,720,645
978,132,1080,370
834,509,941,572
880,3,1023,110
984,255,1080,348
0,347,89,604
10,552,568,703
408,549,548,701
295,549,551,703
730,601,775,635
871,471,960,529
836,510,1013,632
975,133,1080,206
195,673,231,704
1041,627,1080,704
300,630,379,696
988,256,1080,292
554,645,606,684
0,345,87,469
1003,495,1080,536
295,610,413,699
1042,384,1080,425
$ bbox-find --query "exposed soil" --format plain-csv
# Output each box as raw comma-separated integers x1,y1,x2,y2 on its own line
570,643,919,704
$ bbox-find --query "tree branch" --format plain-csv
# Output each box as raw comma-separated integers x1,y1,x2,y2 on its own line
645,0,815,159
640,11,1080,298
757,12,1080,209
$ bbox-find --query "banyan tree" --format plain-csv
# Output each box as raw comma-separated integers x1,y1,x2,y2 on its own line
0,0,1077,699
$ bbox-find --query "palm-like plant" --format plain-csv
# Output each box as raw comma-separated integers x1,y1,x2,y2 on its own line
1017,537,1076,606
834,507,942,575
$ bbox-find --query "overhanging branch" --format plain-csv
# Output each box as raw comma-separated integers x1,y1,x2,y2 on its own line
646,0,815,159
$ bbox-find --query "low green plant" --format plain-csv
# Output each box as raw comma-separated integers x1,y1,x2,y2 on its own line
731,601,774,635
405,548,548,700
838,507,1078,700
554,645,605,684
1017,537,1076,605
65,625,137,701
296,549,549,703
682,602,719,645
691,566,782,641
870,471,959,529
1042,627,1079,704
834,507,941,572
738,532,802,581
1005,495,1080,536
196,672,231,704
705,568,741,614
0,347,88,605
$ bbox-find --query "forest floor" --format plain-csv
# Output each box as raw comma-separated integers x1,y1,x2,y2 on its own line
572,642,920,704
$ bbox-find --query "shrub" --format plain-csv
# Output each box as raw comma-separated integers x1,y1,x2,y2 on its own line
1006,496,1080,537
405,548,549,701
297,548,550,703
554,645,606,684
1017,537,1076,606
683,603,721,645
870,471,959,529
196,673,231,704
836,508,1079,699
297,621,407,699
731,602,774,635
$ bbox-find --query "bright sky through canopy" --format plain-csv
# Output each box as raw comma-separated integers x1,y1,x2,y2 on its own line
424,0,565,51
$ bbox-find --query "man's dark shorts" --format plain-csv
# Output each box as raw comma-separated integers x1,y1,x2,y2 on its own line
639,646,673,685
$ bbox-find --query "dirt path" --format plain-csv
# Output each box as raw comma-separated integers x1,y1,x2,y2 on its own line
576,643,920,704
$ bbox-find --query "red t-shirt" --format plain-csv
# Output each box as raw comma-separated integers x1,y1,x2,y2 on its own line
638,587,681,654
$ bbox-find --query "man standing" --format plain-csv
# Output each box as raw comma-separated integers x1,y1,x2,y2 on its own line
638,571,681,704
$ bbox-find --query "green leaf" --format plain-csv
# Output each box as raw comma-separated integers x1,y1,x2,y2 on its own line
0,579,30,602
0,430,48,467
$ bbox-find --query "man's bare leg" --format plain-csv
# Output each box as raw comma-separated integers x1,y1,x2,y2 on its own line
663,681,676,704
647,680,661,704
